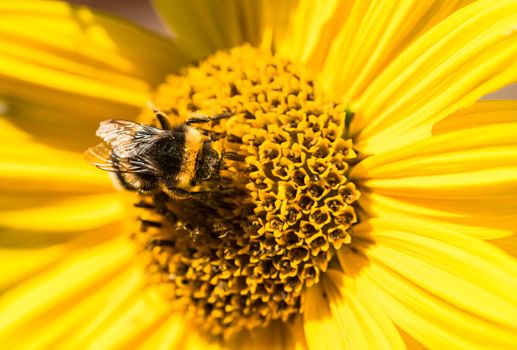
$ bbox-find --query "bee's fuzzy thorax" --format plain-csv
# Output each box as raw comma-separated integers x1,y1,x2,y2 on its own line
175,125,204,189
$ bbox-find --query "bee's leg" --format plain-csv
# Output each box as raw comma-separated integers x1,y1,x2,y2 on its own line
149,103,171,129
185,112,231,125
167,187,239,204
196,128,226,140
167,187,214,199
111,172,139,192
222,151,245,162
147,237,175,249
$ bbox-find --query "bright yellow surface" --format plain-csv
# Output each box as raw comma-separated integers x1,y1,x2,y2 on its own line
0,0,515,349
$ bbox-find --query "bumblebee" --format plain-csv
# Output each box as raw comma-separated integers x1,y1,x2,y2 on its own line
85,108,230,199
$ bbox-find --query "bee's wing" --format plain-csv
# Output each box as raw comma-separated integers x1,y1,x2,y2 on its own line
84,142,120,172
96,120,160,157
85,120,163,175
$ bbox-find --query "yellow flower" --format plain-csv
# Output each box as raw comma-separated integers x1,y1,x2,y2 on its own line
1,0,516,349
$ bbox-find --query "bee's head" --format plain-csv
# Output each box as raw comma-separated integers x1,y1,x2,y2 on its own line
195,140,221,182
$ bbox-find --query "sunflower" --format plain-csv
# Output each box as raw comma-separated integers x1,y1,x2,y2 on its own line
1,0,516,348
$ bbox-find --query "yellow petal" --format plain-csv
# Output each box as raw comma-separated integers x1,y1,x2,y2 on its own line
361,154,517,238
320,0,473,103
363,168,516,231
57,266,151,349
0,236,134,342
0,245,65,291
365,168,516,199
398,328,427,350
0,193,123,232
285,316,309,350
6,266,142,350
361,263,502,349
181,331,222,350
339,240,517,349
152,0,264,60
0,110,99,154
304,281,346,349
136,314,186,350
229,321,291,350
353,0,517,154
0,1,188,119
260,0,299,54
354,122,517,179
276,0,354,69
329,270,405,350
81,290,169,350
433,100,517,134
490,234,517,259
355,218,517,310
357,201,511,240
0,117,112,193
0,161,112,193
0,223,125,291
304,270,404,349
364,131,517,221
361,192,515,238
357,115,517,234
3,125,86,162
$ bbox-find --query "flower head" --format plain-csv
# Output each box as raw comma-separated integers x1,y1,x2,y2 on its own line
1,0,516,349
130,46,361,337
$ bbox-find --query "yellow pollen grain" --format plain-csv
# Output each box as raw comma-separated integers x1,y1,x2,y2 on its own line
133,45,360,337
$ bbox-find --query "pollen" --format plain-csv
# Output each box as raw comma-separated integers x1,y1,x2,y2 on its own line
132,45,360,337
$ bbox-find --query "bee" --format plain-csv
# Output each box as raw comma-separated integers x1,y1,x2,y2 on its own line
85,107,232,199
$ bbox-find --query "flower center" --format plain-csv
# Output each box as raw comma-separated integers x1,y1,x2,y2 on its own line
132,45,360,337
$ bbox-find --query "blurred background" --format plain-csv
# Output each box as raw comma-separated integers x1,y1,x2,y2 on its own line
66,0,515,99
67,0,167,34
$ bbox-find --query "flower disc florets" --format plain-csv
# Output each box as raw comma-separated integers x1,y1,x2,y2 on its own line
132,45,360,337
